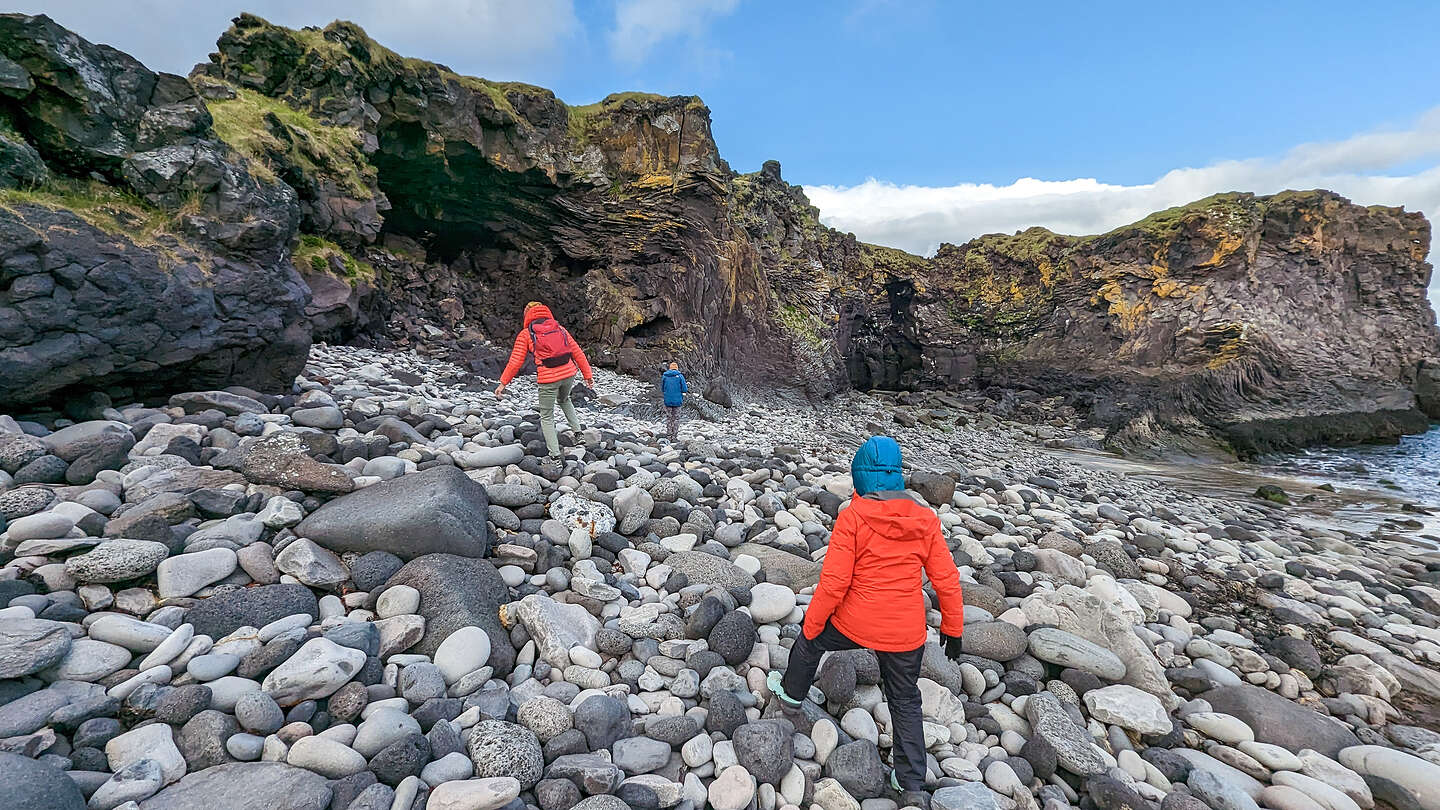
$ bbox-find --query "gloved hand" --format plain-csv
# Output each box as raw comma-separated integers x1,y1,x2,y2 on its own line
943,633,963,660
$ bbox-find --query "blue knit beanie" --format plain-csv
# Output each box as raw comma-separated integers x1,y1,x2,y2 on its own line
851,436,904,496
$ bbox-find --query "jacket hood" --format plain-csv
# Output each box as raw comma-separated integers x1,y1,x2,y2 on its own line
852,436,904,495
523,304,555,326
848,492,935,542
663,369,684,378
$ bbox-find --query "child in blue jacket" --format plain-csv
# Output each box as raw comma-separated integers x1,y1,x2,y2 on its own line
662,362,688,441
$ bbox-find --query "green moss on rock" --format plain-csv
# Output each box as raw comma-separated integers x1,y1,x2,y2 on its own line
293,233,375,281
206,85,374,198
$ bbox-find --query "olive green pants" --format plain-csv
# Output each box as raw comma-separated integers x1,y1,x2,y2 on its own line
537,376,580,456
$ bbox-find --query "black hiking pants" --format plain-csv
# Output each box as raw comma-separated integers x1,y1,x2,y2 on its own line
782,620,926,790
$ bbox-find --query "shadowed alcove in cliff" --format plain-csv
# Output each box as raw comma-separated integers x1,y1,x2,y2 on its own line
368,119,603,336
846,279,926,390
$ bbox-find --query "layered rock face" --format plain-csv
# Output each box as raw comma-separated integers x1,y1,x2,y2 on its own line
193,15,1440,453
849,193,1440,454
0,12,1434,456
0,14,311,407
197,15,854,397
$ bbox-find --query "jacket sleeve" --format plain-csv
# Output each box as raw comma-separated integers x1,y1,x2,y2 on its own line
571,340,594,382
803,507,857,640
499,330,530,386
923,514,965,637
680,374,688,393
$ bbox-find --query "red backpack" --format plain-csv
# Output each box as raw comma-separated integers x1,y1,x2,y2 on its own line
528,317,575,368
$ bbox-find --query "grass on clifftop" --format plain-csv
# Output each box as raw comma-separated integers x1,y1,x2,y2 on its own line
1087,192,1262,243
0,177,192,246
207,85,375,198
228,16,554,124
566,92,706,143
293,233,375,282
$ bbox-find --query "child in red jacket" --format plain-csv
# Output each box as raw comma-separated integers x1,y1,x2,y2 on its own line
769,436,964,806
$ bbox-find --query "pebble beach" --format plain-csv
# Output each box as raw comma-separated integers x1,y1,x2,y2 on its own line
2,345,1440,810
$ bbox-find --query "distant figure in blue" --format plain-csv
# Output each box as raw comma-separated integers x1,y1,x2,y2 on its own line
662,362,688,442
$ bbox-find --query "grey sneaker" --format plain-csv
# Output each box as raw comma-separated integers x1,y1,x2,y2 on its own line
765,671,805,720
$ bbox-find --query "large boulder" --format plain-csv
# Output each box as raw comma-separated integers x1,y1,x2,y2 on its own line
297,466,490,559
0,751,86,810
1201,684,1359,758
0,15,310,407
665,551,756,590
385,554,513,673
139,762,331,810
218,433,354,494
732,543,821,589
0,617,71,678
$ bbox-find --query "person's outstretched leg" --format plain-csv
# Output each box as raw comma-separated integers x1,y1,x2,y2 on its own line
776,622,859,710
877,645,927,792
557,376,581,434
537,381,561,457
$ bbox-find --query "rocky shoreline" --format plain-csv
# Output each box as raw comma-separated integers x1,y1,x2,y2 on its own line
4,13,1438,459
1,346,1440,810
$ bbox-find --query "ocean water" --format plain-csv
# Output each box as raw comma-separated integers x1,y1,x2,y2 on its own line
1259,425,1440,510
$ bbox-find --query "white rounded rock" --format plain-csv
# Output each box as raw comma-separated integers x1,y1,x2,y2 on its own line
1084,684,1172,735
106,722,186,786
434,626,492,685
425,777,522,810
748,583,797,625
286,735,367,778
377,585,421,618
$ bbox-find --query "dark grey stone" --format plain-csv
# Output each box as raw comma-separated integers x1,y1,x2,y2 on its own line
1201,683,1359,757
707,610,756,666
384,554,513,673
138,762,331,810
0,751,85,810
733,719,794,785
573,695,630,750
185,584,318,639
297,467,491,559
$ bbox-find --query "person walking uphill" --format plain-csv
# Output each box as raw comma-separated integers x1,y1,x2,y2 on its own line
494,303,593,468
767,436,965,808
661,362,688,442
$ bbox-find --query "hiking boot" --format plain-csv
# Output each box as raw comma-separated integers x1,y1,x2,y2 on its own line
892,771,930,809
897,790,930,810
541,455,564,478
765,671,805,721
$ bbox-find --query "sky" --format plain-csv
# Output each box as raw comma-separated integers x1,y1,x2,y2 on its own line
13,0,1440,303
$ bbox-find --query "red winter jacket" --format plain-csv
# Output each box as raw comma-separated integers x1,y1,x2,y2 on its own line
499,304,594,386
803,492,965,651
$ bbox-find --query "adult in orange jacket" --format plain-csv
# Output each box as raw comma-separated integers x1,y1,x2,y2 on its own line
769,436,964,802
494,302,594,462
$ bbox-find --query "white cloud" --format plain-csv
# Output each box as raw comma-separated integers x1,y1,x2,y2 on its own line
805,107,1440,261
8,0,580,79
606,0,739,66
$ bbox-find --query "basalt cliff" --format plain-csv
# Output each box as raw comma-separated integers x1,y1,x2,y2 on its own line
0,13,1436,456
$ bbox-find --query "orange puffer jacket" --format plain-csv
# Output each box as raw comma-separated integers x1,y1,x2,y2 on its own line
802,491,965,651
499,304,594,386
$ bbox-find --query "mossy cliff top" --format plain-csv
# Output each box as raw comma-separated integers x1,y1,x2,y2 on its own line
202,14,722,185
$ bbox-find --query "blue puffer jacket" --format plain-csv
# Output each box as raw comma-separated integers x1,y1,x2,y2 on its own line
662,369,688,407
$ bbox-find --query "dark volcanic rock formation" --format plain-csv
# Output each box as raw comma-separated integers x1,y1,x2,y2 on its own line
0,12,1434,455
198,14,857,396
0,13,310,407
849,193,1439,454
